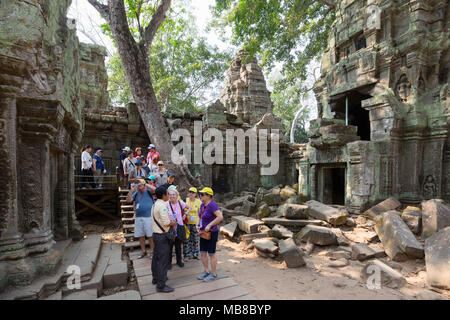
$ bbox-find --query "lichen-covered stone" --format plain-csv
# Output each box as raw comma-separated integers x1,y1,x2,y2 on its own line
424,227,450,289
421,200,450,239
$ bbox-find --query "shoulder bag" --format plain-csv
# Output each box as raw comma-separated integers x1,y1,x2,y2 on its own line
199,206,211,240
169,201,187,243
152,205,175,244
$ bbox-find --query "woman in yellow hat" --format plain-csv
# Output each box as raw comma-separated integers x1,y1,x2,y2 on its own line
196,187,223,282
184,187,202,261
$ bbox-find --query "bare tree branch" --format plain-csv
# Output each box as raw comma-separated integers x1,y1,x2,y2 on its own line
317,0,336,8
87,0,110,23
143,0,172,49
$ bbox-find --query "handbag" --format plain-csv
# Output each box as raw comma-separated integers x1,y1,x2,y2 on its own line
152,206,175,244
169,201,187,243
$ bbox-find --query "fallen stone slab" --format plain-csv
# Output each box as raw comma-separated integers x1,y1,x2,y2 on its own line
305,200,347,226
424,226,450,289
220,221,238,238
256,249,277,259
252,238,279,255
262,217,324,230
401,206,422,234
63,289,98,300
263,193,283,206
278,238,306,268
281,204,309,219
326,250,351,260
351,243,385,261
421,199,450,239
225,195,252,210
297,225,338,246
97,290,141,300
280,187,297,199
240,232,269,245
103,261,128,289
363,197,401,220
221,207,242,218
361,260,407,289
415,289,448,300
331,228,350,246
328,258,349,268
232,216,264,234
268,224,293,239
256,203,271,219
375,211,424,261
241,200,257,216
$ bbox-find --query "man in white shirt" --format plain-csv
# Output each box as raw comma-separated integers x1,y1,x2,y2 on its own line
79,145,96,189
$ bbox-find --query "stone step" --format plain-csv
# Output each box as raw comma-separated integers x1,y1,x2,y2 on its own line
103,261,128,289
122,217,135,223
262,217,325,230
123,240,150,250
122,205,133,210
63,288,98,300
123,224,135,230
97,290,141,300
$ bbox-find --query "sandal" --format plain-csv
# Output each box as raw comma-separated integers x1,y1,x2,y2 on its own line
137,252,147,259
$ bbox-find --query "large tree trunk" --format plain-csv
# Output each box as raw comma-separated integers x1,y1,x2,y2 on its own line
89,0,199,195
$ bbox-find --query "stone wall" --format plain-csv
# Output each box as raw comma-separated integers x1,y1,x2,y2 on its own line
297,0,450,212
0,0,83,291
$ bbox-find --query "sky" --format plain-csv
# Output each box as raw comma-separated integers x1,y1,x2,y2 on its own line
67,0,317,127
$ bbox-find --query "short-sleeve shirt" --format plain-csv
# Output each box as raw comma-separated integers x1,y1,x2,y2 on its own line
81,151,92,170
119,152,127,170
167,200,187,226
155,170,168,186
124,157,136,174
147,150,160,163
186,198,202,225
132,191,154,218
93,154,105,170
199,200,220,232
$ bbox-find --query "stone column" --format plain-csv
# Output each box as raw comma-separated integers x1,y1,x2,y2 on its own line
0,97,25,263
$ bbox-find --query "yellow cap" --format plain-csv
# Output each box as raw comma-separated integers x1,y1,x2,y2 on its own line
137,179,146,184
189,187,198,193
199,187,214,196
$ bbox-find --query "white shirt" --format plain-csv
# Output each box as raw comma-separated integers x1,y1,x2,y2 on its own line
81,151,92,170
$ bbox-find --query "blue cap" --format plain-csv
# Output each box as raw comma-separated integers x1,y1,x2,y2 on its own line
147,175,156,181
168,172,175,177
96,149,103,152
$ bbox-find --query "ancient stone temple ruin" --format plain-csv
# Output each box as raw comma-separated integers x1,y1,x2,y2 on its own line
0,0,83,290
296,0,449,212
220,50,275,125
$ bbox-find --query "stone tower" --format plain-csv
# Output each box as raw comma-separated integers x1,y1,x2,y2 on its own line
220,50,274,125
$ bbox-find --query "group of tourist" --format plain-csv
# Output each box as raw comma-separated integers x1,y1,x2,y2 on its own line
78,145,106,189
122,144,223,293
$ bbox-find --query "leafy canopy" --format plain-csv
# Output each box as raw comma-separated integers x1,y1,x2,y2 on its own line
103,0,232,113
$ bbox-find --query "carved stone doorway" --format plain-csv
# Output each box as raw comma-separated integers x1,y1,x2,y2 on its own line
319,165,346,205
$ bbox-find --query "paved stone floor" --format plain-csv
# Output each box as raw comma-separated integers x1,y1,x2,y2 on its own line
130,252,256,300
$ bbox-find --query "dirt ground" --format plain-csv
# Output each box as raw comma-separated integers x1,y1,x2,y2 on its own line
215,235,449,300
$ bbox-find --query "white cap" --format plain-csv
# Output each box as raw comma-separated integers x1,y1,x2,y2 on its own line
148,144,156,149
123,146,131,152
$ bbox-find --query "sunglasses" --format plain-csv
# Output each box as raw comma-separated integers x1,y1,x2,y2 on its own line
158,164,163,166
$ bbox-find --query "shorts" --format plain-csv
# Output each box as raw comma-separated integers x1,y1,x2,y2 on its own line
199,231,219,255
134,217,153,238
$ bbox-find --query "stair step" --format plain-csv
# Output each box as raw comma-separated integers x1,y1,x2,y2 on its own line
123,224,135,229
122,218,135,223
121,205,133,210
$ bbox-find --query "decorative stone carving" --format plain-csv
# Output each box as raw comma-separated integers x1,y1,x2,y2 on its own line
423,175,437,200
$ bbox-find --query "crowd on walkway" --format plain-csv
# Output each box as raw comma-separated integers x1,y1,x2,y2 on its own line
78,145,106,189
121,144,223,294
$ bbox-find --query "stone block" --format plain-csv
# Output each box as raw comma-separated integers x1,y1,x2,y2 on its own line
278,238,306,268
363,197,401,219
305,200,347,226
262,217,324,230
240,232,269,245
326,250,351,260
421,200,450,239
268,224,293,239
220,221,238,238
297,225,338,246
103,262,128,289
401,206,422,234
360,260,407,289
225,195,252,210
232,216,264,234
263,193,283,206
280,187,297,199
256,203,271,219
97,290,141,300
424,227,450,289
375,211,424,261
351,243,385,261
241,200,257,216
252,239,279,255
281,204,309,219
63,289,98,300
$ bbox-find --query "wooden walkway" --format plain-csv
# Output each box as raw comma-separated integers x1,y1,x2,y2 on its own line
130,252,256,300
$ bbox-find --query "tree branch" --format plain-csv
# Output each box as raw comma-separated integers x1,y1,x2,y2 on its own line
87,0,110,23
317,0,336,9
143,0,172,48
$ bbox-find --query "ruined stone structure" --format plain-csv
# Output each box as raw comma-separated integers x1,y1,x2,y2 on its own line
296,0,449,212
220,50,275,125
0,0,84,291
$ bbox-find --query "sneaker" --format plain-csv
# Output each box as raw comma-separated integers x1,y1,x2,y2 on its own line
156,285,174,293
177,261,184,268
197,271,210,280
203,273,217,282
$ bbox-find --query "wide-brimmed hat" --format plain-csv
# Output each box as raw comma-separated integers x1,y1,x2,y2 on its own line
157,160,164,166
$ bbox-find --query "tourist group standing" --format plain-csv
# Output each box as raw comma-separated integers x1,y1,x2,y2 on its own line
122,144,223,293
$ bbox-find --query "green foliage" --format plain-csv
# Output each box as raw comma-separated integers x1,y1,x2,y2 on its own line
104,0,232,113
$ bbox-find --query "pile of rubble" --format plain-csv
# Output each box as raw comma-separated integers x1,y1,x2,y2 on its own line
218,186,450,296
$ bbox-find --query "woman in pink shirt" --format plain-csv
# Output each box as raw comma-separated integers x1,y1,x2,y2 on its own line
166,188,191,268
147,144,160,164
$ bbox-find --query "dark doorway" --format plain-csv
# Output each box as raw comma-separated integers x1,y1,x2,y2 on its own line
322,167,346,205
212,165,231,194
331,90,372,141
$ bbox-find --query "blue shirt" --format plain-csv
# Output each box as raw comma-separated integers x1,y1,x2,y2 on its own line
93,154,105,170
132,191,154,218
